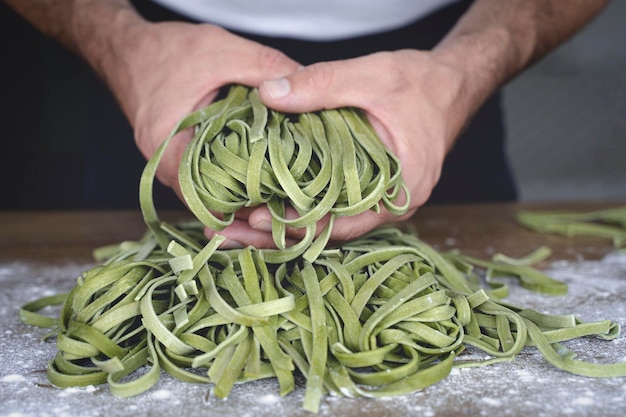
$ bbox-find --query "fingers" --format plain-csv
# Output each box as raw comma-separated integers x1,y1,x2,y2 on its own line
157,130,193,191
246,205,332,240
258,57,373,113
204,203,416,251
255,53,405,156
131,24,303,201
332,206,417,239
207,205,335,249
199,24,301,88
244,203,416,244
207,208,394,249
204,218,297,249
233,42,302,86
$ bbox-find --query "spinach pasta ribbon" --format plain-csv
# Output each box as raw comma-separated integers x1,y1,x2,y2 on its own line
140,84,409,262
517,206,626,247
20,222,626,413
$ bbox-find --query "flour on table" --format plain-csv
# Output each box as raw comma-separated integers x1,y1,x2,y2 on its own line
1,252,626,417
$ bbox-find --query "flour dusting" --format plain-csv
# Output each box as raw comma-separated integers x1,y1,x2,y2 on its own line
1,375,27,383
1,252,626,417
151,390,174,401
572,397,595,406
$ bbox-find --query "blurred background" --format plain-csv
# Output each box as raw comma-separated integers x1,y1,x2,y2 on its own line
503,0,626,202
0,0,624,210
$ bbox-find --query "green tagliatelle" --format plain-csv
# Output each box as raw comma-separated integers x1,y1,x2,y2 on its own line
19,90,626,413
20,222,626,413
517,206,626,247
140,84,409,262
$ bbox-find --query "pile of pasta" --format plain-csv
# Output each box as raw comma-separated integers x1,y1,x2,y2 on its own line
20,86,626,413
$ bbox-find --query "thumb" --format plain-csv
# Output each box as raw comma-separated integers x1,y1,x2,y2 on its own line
258,60,366,113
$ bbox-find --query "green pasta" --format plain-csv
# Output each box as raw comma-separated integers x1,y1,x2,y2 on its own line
18,88,626,413
140,85,409,262
517,206,626,247
20,222,626,412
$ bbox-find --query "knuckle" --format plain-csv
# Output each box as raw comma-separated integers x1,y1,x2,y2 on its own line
333,221,370,243
133,126,153,160
340,228,364,242
198,23,227,39
256,45,290,71
303,61,336,93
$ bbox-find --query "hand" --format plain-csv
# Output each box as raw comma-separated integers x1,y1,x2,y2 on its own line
100,19,301,196
208,49,483,248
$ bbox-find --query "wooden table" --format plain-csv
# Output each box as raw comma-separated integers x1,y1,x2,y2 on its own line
1,201,621,263
1,202,625,417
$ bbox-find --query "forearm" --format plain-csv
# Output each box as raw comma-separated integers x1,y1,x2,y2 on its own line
433,0,608,111
3,0,140,54
4,0,79,51
4,0,146,118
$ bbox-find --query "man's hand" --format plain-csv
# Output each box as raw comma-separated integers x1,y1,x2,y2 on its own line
206,0,608,248
207,49,472,248
96,20,301,196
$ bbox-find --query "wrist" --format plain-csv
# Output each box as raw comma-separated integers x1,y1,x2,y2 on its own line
433,26,522,113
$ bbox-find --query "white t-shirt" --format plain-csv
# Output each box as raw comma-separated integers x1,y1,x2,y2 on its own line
151,0,461,41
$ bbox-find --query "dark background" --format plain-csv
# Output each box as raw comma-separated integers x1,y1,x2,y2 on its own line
1,1,152,209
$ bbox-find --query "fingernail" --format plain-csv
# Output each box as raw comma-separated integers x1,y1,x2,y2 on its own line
221,239,244,249
252,220,272,232
263,77,291,99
